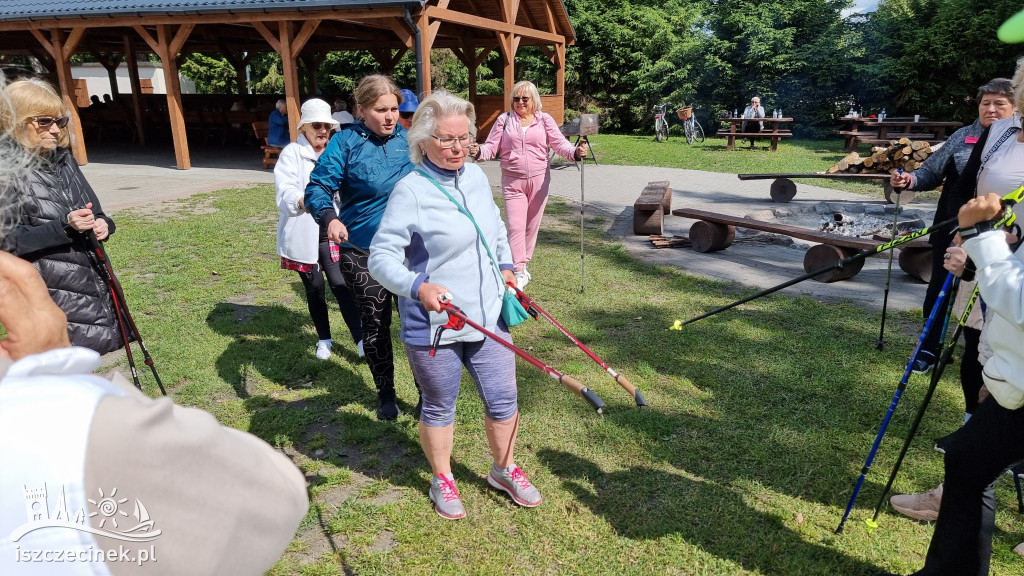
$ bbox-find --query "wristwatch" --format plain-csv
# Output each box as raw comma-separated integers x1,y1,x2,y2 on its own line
958,220,996,240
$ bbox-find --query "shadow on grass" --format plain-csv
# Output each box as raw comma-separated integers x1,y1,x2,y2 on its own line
519,222,957,513
538,448,881,575
205,302,368,401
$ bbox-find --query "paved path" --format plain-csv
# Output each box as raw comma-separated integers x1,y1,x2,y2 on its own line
81,144,935,314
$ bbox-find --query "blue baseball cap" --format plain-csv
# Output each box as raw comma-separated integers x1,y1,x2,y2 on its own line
398,89,419,113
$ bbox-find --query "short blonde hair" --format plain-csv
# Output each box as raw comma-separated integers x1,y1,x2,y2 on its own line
1013,56,1024,113
510,80,542,114
406,91,477,165
0,78,39,239
354,74,402,118
4,78,69,150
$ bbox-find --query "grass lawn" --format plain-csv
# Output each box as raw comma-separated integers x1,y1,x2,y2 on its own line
97,175,1020,575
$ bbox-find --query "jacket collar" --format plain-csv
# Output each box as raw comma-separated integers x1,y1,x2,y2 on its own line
420,157,464,182
295,133,321,159
354,121,403,144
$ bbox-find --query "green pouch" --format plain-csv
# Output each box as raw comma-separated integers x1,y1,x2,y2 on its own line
501,287,530,327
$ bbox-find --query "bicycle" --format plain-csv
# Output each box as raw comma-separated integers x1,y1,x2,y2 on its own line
676,106,705,144
652,103,670,142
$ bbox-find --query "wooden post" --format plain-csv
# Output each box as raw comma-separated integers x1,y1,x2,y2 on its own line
123,35,146,146
253,19,320,143
30,27,88,165
134,23,194,169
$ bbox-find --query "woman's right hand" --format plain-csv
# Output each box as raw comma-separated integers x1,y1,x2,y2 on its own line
417,282,450,313
889,169,911,189
327,219,349,245
67,202,96,232
943,246,968,277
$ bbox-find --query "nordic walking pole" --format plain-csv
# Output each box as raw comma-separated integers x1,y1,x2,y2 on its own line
681,215,958,327
437,295,605,413
87,232,167,396
683,186,1024,327
870,282,972,526
579,137,586,294
508,283,647,407
836,273,955,534
877,175,904,350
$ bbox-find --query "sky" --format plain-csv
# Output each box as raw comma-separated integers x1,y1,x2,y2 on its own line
843,0,879,17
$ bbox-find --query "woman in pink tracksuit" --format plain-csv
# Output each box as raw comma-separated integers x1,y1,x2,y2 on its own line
474,80,588,289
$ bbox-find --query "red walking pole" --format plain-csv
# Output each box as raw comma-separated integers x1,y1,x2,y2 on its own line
435,296,605,413
508,284,646,407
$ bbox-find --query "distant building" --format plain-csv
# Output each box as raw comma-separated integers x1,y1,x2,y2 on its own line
71,62,196,100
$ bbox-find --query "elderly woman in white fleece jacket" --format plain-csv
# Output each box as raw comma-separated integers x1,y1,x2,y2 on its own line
368,90,542,521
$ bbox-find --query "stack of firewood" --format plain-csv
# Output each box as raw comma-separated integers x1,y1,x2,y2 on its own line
827,138,934,174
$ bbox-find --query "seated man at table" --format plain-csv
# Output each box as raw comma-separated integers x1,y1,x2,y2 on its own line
741,96,766,147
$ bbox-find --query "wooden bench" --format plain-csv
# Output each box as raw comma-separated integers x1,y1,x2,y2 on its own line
716,130,794,151
633,181,673,235
252,121,282,169
860,134,936,146
838,130,879,150
671,207,933,282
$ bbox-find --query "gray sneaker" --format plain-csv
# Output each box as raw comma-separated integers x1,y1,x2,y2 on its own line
488,464,542,507
890,484,942,522
429,474,466,520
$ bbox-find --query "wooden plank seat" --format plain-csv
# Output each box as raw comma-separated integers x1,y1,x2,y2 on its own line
633,180,673,235
716,130,794,152
252,121,282,169
671,207,933,282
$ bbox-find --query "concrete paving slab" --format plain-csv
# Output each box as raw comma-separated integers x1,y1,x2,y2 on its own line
79,144,935,316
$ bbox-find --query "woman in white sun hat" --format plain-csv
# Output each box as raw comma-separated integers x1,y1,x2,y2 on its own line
275,98,362,360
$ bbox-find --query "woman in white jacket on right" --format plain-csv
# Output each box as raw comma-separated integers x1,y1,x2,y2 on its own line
276,99,362,360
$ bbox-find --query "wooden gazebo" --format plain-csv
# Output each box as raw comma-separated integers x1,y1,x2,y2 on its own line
0,0,575,169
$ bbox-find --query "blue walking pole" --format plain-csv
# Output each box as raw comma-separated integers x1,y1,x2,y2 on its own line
836,272,955,533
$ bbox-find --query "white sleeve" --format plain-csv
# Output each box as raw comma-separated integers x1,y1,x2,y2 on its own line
274,145,305,216
964,231,1024,328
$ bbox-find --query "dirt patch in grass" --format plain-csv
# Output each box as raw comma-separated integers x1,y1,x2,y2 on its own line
128,196,219,222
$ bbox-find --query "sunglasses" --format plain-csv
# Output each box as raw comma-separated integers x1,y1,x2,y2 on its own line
513,96,531,103
307,122,332,131
33,116,70,129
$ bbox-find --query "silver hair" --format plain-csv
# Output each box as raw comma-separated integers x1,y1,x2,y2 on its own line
0,77,35,239
509,80,542,113
406,90,477,165
1013,57,1024,113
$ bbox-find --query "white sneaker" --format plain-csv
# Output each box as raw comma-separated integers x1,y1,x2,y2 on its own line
357,340,365,358
315,340,332,360
514,269,531,290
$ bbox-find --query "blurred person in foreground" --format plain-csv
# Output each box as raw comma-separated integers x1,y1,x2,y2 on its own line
369,91,541,520
0,79,308,576
276,98,363,361
1,78,123,355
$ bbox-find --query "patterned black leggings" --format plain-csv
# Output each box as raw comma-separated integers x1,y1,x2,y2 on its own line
339,249,394,394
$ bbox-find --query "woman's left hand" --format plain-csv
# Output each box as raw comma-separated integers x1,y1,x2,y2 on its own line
467,142,479,159
575,142,589,160
93,218,109,241
943,246,968,276
418,282,451,313
501,269,516,289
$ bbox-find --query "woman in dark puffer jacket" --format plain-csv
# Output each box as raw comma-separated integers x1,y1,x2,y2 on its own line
1,79,123,355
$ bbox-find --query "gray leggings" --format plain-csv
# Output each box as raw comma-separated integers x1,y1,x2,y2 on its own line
404,324,518,427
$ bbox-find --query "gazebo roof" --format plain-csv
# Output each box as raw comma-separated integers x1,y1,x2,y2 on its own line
0,0,422,20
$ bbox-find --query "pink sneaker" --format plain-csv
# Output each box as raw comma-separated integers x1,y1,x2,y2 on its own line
488,464,542,507
429,474,466,520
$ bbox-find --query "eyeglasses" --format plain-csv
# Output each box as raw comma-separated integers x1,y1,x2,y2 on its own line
513,96,531,103
399,112,414,119
307,122,332,131
32,116,70,129
430,135,473,149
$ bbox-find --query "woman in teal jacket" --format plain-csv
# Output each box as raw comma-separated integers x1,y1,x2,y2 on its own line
304,75,413,420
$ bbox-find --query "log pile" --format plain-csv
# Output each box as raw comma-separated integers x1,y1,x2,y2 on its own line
827,138,934,174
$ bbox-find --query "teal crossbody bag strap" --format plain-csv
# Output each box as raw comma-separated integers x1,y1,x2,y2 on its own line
416,169,505,287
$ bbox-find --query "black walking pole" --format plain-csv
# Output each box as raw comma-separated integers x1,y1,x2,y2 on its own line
87,231,167,396
869,283,972,526
876,182,904,350
836,272,954,533
681,216,958,327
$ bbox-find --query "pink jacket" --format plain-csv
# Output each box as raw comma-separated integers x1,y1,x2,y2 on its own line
478,111,578,178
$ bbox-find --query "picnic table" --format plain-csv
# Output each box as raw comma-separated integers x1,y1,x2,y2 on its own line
717,117,793,151
839,116,962,150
